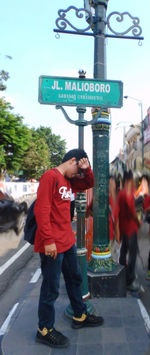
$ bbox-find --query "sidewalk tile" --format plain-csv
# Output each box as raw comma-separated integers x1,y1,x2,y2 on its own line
102,316,123,327
51,344,77,355
77,344,103,355
129,342,150,355
103,343,129,355
77,327,102,344
125,326,150,344
101,327,126,343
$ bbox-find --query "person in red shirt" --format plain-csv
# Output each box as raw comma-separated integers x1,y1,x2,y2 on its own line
34,149,104,349
117,170,140,291
109,176,116,242
143,193,150,280
109,176,120,263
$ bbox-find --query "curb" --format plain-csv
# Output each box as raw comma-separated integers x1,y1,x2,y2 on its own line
0,243,34,295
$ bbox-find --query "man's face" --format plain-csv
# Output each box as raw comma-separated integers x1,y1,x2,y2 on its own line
65,159,79,179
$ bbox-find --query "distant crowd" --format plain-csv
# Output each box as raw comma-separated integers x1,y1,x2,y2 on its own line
84,171,150,292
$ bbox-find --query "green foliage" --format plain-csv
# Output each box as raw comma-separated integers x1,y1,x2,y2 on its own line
0,70,67,179
0,145,6,169
0,98,31,175
0,99,67,180
23,138,51,180
0,70,9,91
33,126,66,167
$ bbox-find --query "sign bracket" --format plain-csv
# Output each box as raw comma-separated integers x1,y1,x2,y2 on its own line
56,105,106,126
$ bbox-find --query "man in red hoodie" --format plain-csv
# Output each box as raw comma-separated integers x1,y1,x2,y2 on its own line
34,149,104,349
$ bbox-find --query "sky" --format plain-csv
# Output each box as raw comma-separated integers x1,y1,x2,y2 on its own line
1,0,150,165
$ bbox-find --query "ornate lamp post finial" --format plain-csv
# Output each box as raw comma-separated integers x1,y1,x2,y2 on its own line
78,69,86,78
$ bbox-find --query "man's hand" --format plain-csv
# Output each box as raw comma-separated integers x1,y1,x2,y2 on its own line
44,243,57,259
78,158,89,170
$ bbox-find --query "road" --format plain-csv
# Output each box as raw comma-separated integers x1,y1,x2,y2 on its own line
0,252,40,355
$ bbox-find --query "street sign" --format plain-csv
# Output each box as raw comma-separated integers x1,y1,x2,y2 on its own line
39,76,123,108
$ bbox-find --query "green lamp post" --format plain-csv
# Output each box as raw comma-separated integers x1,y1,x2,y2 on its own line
87,1,126,298
88,0,115,273
87,0,143,297
50,0,143,297
88,114,114,273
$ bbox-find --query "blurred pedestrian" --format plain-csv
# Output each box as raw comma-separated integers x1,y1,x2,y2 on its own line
142,175,150,280
117,170,141,291
34,148,104,349
85,189,94,261
109,176,120,263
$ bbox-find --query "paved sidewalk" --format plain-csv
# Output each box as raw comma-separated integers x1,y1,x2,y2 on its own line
2,274,150,355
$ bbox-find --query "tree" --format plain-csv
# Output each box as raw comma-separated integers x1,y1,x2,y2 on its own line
0,71,66,179
23,138,51,180
0,138,6,180
0,98,31,175
0,101,67,179
34,126,66,167
0,70,9,91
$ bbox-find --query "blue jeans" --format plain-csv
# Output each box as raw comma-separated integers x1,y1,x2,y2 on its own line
38,244,87,329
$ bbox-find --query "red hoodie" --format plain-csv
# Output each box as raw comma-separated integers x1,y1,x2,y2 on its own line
117,188,138,238
109,196,117,241
143,194,150,212
34,167,94,254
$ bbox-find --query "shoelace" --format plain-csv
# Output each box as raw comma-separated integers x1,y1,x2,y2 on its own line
47,330,60,344
48,328,64,339
86,314,96,321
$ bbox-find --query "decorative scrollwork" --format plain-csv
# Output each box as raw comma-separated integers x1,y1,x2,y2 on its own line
106,11,142,37
55,6,93,33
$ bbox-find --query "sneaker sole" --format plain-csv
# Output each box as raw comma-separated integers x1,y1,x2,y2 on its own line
72,320,104,329
36,336,70,348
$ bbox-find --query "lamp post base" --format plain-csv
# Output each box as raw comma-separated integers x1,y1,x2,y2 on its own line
88,264,126,297
88,255,117,273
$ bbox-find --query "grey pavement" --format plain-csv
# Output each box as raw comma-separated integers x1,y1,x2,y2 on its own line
1,220,150,354
2,272,150,355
